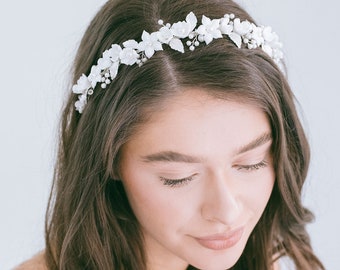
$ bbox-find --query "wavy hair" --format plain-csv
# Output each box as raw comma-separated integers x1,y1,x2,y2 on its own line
45,0,325,269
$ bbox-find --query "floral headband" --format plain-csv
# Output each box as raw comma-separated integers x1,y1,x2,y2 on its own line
72,12,283,113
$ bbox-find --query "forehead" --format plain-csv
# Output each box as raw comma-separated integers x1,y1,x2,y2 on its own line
123,89,271,156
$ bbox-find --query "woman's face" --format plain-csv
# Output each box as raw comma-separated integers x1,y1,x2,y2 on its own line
119,89,275,270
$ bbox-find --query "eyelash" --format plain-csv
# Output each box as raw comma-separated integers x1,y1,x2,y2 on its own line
160,175,195,188
235,160,268,171
160,160,268,188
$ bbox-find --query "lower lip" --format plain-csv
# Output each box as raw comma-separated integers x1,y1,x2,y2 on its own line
195,227,244,250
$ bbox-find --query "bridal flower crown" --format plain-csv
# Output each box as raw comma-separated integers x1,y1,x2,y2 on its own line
72,12,283,113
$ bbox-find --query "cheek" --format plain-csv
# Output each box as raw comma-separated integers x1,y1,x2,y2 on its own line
121,170,193,232
240,169,275,217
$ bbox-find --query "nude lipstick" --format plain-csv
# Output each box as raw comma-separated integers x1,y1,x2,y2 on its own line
195,227,244,250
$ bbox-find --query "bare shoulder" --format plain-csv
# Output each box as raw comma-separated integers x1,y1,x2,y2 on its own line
14,251,47,270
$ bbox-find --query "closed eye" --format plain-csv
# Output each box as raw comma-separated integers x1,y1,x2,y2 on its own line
235,160,268,172
160,174,196,187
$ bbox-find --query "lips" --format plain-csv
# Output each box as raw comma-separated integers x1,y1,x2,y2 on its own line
194,227,244,250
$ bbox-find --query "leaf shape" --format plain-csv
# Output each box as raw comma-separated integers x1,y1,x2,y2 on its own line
169,38,184,53
186,12,197,30
153,42,163,51
145,47,155,58
228,32,242,48
202,15,211,26
204,34,213,45
109,62,120,79
141,30,150,41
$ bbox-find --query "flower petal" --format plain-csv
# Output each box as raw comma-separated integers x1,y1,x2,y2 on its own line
204,33,213,45
123,39,139,49
202,15,211,26
97,57,112,69
157,27,173,43
72,74,90,94
145,47,155,58
197,25,206,35
153,41,163,51
141,30,150,41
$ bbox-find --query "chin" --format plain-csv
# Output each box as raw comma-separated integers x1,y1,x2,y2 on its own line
190,260,239,270
188,250,244,270
186,240,246,270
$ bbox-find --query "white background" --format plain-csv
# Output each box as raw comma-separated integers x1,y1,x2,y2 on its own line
1,0,339,269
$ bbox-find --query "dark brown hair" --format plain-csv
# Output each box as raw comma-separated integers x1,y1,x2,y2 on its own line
45,0,325,269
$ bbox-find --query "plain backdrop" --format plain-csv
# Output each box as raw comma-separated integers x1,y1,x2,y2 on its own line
1,0,339,269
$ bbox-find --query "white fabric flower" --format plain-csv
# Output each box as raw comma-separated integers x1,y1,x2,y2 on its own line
219,17,233,35
119,47,139,65
138,31,163,58
88,66,102,88
75,94,87,113
171,12,197,39
171,21,192,38
72,74,91,94
157,26,173,44
103,44,122,62
262,26,275,43
158,26,185,53
123,39,139,49
97,57,111,69
197,15,222,44
250,24,264,46
263,28,282,50
233,18,252,36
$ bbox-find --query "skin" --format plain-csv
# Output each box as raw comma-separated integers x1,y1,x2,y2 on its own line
119,89,275,270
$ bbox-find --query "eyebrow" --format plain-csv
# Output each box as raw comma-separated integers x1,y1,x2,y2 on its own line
141,132,272,163
236,132,272,155
141,151,202,163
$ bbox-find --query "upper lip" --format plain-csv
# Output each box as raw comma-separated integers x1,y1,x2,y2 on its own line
195,226,244,241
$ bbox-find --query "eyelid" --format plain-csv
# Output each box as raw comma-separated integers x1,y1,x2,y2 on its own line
234,160,268,171
160,174,197,187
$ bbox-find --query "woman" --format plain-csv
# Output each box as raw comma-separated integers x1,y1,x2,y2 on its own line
16,0,325,269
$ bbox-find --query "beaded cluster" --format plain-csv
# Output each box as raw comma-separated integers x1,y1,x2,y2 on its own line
72,12,283,113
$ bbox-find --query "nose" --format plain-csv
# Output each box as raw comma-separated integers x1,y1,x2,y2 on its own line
201,171,241,225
